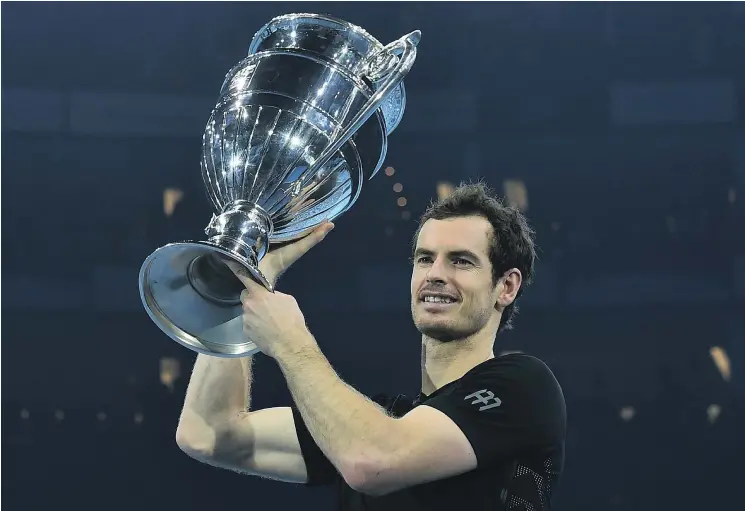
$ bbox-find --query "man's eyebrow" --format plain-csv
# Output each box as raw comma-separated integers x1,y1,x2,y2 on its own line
413,248,434,257
448,249,481,261
413,248,482,261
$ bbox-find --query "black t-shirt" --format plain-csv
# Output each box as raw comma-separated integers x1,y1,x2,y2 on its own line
290,353,567,510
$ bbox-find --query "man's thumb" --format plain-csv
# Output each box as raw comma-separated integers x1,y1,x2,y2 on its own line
311,221,335,243
296,221,335,252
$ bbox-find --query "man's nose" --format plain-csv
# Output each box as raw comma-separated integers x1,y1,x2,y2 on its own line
425,258,448,283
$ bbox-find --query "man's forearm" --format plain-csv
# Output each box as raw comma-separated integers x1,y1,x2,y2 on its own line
274,338,398,479
179,354,253,436
179,269,280,432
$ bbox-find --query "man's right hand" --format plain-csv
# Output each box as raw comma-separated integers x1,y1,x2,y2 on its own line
225,220,335,287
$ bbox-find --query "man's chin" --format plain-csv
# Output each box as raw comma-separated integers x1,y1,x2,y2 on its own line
415,321,469,343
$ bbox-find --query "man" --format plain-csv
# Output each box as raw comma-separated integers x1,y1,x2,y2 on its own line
176,182,566,510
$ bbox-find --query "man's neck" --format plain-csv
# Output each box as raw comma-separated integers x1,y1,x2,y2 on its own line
420,328,497,395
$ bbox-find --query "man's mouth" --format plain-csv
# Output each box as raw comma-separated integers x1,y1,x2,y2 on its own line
422,296,457,304
419,291,460,307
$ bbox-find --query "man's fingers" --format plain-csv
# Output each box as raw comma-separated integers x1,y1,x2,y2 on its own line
240,272,266,293
223,260,250,286
224,260,265,291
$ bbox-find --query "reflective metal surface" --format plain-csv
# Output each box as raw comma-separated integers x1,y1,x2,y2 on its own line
139,13,421,357
248,13,408,134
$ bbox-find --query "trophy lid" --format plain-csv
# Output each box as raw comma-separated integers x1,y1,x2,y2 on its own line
247,13,406,135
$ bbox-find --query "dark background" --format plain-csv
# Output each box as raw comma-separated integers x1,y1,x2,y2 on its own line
2,2,744,510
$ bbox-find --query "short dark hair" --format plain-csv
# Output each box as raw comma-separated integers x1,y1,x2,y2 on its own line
412,181,537,333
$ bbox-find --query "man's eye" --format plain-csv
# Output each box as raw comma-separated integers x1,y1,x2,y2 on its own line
453,258,471,266
416,256,432,264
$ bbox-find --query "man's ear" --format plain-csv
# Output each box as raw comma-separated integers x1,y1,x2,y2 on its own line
495,268,522,310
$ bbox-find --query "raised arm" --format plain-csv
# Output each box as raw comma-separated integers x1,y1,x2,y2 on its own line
174,221,335,482
176,354,309,482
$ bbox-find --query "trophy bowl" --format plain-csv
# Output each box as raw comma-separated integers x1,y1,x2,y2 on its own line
139,13,421,357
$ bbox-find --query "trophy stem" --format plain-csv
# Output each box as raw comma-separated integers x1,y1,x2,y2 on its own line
187,202,274,304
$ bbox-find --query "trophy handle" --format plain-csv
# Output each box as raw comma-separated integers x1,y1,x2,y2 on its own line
302,30,421,178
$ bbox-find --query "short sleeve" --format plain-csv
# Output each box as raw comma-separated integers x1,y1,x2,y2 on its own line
421,354,566,467
290,405,339,486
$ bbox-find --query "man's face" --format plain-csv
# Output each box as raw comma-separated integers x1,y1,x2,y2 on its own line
410,216,499,342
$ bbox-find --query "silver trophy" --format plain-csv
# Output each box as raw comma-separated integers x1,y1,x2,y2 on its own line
139,14,421,357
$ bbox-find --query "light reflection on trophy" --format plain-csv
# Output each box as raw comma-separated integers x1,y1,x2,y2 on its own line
139,14,421,357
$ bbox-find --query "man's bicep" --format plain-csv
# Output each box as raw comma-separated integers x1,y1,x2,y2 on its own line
185,405,333,485
226,407,310,483
400,404,479,475
358,406,478,495
289,405,340,486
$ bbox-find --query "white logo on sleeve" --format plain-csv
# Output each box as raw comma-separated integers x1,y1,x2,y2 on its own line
464,389,502,411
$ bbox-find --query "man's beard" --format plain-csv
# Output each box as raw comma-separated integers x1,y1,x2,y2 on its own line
412,305,491,343
416,321,469,342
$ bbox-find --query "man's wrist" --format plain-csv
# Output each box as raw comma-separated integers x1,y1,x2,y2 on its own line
274,329,320,365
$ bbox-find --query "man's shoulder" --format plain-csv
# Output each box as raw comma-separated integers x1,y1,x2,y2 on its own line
468,352,558,382
459,353,565,407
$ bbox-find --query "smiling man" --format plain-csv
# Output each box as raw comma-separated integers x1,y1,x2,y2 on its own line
176,182,566,510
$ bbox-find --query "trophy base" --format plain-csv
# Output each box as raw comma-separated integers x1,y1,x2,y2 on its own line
138,240,269,358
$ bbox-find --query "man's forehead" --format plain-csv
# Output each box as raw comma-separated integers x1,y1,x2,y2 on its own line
415,216,492,255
